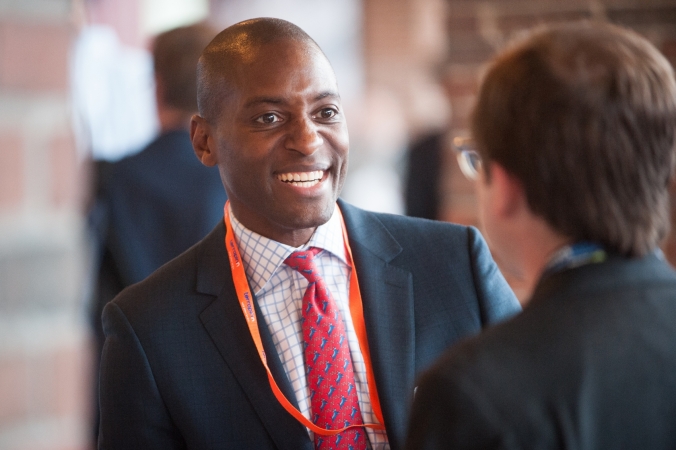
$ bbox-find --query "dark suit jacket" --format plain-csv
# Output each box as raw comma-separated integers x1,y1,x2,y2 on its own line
405,132,444,220
98,200,520,450
97,129,227,287
406,253,676,450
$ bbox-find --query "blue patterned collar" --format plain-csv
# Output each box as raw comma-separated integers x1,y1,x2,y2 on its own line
542,242,607,277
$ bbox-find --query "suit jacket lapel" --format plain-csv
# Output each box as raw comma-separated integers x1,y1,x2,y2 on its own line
195,223,312,450
339,200,415,448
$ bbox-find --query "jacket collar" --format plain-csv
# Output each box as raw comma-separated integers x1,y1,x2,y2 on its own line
530,251,676,307
196,202,415,449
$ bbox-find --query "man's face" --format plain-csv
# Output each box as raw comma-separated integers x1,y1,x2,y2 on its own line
207,39,349,245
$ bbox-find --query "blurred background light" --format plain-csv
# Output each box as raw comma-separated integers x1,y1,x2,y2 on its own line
141,0,209,36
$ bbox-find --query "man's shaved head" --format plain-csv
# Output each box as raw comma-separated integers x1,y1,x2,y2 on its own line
196,18,323,121
190,16,347,246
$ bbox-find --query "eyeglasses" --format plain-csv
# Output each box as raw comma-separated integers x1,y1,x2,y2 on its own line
452,137,482,180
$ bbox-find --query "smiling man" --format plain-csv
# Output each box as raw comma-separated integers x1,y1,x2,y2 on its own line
97,18,520,450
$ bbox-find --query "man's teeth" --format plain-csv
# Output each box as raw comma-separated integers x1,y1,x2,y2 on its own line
278,170,324,187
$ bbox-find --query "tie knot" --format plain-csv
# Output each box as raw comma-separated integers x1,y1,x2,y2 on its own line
285,247,322,282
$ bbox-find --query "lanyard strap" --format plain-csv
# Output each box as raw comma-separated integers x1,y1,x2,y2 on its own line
223,202,386,436
543,242,607,277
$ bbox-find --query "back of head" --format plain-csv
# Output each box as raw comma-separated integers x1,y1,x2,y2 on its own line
196,18,322,122
472,21,676,257
153,23,217,112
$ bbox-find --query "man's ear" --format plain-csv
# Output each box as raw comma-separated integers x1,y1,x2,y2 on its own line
488,163,526,219
190,114,217,167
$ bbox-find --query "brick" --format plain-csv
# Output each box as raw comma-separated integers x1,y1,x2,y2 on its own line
498,10,591,34
53,343,93,418
446,34,495,64
445,15,478,34
441,65,481,101
444,78,478,97
21,341,91,420
49,133,80,208
27,352,57,416
364,0,413,60
0,21,72,91
449,94,477,129
0,130,24,210
0,248,80,314
609,6,676,28
0,355,29,423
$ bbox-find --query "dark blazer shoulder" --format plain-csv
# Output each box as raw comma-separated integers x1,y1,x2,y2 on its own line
338,198,520,337
340,198,469,231
338,199,476,255
425,255,676,379
110,221,226,323
339,201,518,308
408,254,676,450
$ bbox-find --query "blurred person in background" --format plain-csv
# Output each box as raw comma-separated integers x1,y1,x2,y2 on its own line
90,22,226,440
406,21,676,449
404,129,445,220
403,67,452,221
98,17,519,449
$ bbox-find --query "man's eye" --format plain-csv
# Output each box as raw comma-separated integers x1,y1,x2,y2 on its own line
318,108,337,120
255,113,281,124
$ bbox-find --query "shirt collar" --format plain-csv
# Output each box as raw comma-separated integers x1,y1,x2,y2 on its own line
229,203,347,294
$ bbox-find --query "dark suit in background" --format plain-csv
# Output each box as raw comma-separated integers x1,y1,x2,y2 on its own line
404,132,444,220
90,129,225,441
91,128,225,319
97,129,226,286
98,201,521,450
406,253,676,449
90,23,224,446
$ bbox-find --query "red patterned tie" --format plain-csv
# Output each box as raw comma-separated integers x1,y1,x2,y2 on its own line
285,248,368,450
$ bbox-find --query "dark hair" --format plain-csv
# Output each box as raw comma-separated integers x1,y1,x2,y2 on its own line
152,23,216,112
196,18,321,122
472,21,676,256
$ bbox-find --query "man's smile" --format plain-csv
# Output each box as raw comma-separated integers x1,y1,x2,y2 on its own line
277,170,325,187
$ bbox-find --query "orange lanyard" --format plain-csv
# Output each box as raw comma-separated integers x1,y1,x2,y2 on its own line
223,202,385,436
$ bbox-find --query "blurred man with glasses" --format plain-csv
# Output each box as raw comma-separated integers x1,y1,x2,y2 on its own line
406,21,676,449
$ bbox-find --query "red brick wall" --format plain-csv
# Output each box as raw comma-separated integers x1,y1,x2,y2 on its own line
0,21,71,91
0,131,24,211
363,0,450,134
0,2,94,449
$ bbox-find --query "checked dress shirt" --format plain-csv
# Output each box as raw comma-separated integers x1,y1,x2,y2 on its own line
229,204,389,449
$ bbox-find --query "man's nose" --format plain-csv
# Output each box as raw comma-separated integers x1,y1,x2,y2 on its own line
285,116,323,155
